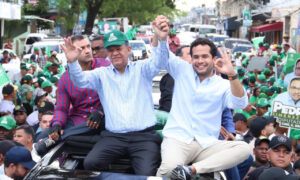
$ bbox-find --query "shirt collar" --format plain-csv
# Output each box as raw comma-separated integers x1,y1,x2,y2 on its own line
194,70,216,83
112,60,131,73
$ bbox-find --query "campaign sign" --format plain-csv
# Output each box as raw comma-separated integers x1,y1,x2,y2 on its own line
272,101,300,130
247,57,268,71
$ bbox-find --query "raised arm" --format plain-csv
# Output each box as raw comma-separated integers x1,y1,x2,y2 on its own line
140,15,170,78
61,37,101,91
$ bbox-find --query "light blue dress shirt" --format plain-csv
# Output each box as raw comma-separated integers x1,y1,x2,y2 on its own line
68,41,169,133
273,92,300,106
162,53,248,148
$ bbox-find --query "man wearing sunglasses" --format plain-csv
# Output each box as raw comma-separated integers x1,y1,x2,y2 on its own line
91,36,108,59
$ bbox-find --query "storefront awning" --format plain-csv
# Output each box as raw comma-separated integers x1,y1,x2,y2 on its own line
250,22,283,33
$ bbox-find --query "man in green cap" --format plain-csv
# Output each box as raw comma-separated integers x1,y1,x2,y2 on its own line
263,68,271,79
0,116,16,140
30,47,40,63
256,98,270,117
126,25,137,41
237,68,246,81
257,42,264,56
168,28,180,53
257,73,267,85
21,83,33,114
63,15,170,175
268,76,275,86
263,43,272,58
41,80,53,95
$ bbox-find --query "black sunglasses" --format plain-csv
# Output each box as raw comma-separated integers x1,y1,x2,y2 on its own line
92,46,104,51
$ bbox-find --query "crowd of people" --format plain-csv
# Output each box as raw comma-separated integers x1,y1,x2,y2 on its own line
0,15,300,180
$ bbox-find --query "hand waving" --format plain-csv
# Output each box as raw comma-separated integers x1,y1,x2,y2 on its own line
60,37,82,63
152,15,170,41
214,48,236,76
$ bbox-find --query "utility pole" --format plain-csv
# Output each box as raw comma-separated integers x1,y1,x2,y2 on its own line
0,19,4,49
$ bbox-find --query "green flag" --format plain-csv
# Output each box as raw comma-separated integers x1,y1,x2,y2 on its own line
252,36,264,50
285,53,300,74
46,46,51,58
0,64,11,87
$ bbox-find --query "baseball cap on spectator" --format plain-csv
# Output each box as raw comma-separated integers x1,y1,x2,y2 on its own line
0,116,16,130
38,77,47,87
2,83,18,97
41,81,53,89
37,72,45,78
38,101,55,113
258,167,299,180
13,105,27,115
50,75,59,84
241,54,246,58
260,86,268,93
259,42,264,46
0,140,16,156
41,47,46,50
256,98,270,108
263,68,271,76
269,135,292,151
276,45,282,49
34,47,39,51
254,137,270,147
233,113,247,123
5,146,36,169
257,74,266,82
9,52,16,57
250,116,273,138
44,62,53,69
268,77,275,83
237,68,245,75
22,74,33,83
21,65,29,71
248,75,256,83
2,50,8,54
263,43,270,47
170,28,176,35
269,59,275,66
104,30,128,48
265,88,272,93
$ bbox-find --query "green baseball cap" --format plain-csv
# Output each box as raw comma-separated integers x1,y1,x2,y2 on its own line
258,74,266,82
42,81,53,89
256,98,270,108
271,55,278,60
50,75,59,84
44,62,53,69
104,30,128,48
0,116,16,130
241,54,246,58
269,59,275,66
270,86,279,93
269,77,275,83
260,86,268,93
263,43,270,47
41,47,46,50
259,93,268,99
237,68,245,75
22,74,33,83
170,28,176,35
259,42,264,45
276,45,282,49
21,65,29,71
249,75,256,82
263,68,271,76
34,47,39,51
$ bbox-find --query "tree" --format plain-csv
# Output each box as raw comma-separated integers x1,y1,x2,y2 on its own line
83,0,105,35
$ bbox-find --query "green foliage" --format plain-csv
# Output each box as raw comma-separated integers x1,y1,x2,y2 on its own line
99,0,178,25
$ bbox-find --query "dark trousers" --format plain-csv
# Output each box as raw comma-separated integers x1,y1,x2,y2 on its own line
84,127,162,176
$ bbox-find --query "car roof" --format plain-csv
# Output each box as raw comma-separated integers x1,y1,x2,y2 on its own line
26,33,48,38
32,40,64,46
129,40,145,44
225,38,250,41
207,33,228,37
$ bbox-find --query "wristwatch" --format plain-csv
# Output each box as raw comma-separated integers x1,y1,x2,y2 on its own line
227,74,238,81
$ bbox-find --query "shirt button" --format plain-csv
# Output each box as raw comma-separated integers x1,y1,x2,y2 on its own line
89,97,92,99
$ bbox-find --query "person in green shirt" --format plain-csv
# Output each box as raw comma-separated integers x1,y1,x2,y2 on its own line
126,26,137,40
249,87,260,104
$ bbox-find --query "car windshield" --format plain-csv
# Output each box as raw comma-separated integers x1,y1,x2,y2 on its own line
199,28,216,34
232,46,252,54
34,45,61,53
225,40,251,49
130,42,146,51
214,37,227,43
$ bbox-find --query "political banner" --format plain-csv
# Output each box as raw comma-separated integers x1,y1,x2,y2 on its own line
246,57,268,71
243,9,252,27
272,101,300,130
286,53,300,74
98,22,117,34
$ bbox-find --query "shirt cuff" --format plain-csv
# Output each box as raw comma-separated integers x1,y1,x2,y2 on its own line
67,60,81,72
231,88,248,109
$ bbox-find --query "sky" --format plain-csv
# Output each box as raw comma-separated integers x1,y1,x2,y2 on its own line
175,0,219,12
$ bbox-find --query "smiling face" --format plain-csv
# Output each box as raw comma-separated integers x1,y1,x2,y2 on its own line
191,44,216,81
289,79,300,102
107,44,130,73
73,38,93,63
